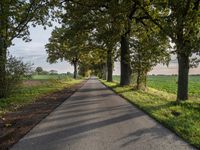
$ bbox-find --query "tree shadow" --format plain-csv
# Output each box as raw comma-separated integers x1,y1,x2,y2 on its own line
14,105,144,150
117,125,186,148
78,88,107,93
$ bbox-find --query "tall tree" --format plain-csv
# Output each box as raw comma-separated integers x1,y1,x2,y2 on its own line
0,0,55,98
138,0,200,100
92,23,120,82
119,1,138,86
46,27,89,79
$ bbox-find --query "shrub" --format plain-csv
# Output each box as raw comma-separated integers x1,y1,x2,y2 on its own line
4,56,33,97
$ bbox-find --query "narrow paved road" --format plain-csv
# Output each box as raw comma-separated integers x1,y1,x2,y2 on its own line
11,78,195,150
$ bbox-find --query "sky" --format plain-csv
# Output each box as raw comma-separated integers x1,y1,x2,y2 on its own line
9,25,200,75
9,25,74,73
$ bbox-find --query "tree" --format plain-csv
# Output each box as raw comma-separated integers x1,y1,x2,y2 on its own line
79,47,107,78
46,27,89,79
90,23,120,82
130,21,170,89
35,67,43,74
49,70,58,75
59,0,112,81
138,0,200,100
118,2,138,86
0,0,56,98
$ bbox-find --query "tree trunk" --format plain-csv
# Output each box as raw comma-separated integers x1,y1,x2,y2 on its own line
120,35,131,86
107,49,113,82
136,69,141,90
102,63,107,80
144,72,147,88
73,61,78,79
0,36,7,98
136,69,147,90
177,53,189,101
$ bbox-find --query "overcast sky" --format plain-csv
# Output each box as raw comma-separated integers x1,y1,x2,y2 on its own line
9,25,200,75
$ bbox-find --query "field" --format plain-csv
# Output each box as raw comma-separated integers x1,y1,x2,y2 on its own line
113,75,200,97
30,74,73,80
0,75,83,116
103,75,200,148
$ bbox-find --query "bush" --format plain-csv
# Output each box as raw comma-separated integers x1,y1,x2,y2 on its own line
4,56,33,96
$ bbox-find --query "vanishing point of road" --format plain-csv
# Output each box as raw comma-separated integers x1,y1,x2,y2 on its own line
11,78,196,150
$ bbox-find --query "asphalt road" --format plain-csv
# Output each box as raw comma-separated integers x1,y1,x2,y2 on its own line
11,78,196,150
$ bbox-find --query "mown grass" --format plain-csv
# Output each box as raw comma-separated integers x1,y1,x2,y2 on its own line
101,79,200,149
0,76,83,116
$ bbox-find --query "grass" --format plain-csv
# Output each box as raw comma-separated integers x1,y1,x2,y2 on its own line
101,76,200,149
0,75,83,116
148,75,200,97
25,74,74,80
114,75,200,97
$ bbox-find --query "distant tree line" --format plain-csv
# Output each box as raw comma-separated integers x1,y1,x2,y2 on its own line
34,67,58,75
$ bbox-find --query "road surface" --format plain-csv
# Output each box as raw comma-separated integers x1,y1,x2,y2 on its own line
11,78,196,150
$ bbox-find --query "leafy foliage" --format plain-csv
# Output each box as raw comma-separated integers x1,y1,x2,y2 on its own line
130,20,170,89
4,56,33,97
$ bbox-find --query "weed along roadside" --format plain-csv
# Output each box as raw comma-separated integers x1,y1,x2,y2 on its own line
0,79,86,150
100,79,200,149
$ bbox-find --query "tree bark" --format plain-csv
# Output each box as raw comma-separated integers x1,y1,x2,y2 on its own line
107,49,113,82
102,63,107,80
0,4,8,98
0,36,7,98
120,35,131,86
177,53,189,101
73,61,78,79
136,69,141,90
144,72,147,88
136,70,147,90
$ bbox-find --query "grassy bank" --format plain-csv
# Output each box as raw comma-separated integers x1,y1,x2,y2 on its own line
101,79,200,149
0,75,83,116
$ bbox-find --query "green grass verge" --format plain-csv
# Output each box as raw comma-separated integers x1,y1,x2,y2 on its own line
0,78,83,116
101,80,200,149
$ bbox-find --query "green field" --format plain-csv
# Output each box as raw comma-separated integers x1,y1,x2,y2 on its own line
0,75,83,116
25,74,73,80
102,75,200,148
113,75,200,97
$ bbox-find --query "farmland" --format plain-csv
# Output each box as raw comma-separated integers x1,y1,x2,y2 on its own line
113,75,200,98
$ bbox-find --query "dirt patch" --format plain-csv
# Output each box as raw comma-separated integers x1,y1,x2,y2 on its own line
22,80,49,87
0,80,86,150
